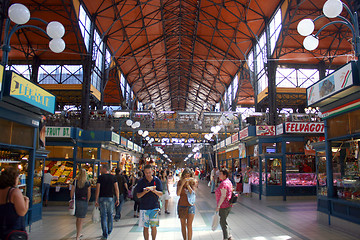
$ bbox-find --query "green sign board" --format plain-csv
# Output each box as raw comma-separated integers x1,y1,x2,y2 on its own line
45,127,71,138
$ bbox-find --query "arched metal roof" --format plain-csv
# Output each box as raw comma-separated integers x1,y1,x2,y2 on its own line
85,0,281,113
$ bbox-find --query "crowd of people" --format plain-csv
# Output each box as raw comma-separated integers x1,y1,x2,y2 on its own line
0,164,250,240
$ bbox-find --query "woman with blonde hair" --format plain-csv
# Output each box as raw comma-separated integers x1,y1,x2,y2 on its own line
70,169,91,240
177,168,197,240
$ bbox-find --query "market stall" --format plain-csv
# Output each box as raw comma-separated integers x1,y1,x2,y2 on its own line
307,61,360,232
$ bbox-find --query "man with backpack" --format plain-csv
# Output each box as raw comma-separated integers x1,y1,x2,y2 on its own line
114,168,129,221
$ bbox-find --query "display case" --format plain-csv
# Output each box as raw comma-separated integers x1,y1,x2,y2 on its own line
286,173,316,186
335,176,360,201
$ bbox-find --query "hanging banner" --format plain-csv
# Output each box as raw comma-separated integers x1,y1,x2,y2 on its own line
225,136,232,146
121,137,127,147
256,126,275,136
239,143,246,158
284,122,324,134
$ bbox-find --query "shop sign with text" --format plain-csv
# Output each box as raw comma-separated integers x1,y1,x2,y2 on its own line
239,127,249,140
0,65,4,94
276,124,284,135
9,72,55,113
256,126,275,136
231,132,239,142
45,127,71,138
225,137,232,146
285,122,324,134
111,132,120,144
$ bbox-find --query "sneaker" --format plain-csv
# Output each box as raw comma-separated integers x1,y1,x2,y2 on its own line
134,214,137,218
159,211,161,215
165,211,170,214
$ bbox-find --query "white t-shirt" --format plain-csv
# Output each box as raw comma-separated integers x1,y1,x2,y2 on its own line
43,173,53,185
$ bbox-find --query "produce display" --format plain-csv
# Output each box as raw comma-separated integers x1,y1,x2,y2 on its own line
46,161,74,186
286,173,316,186
336,176,360,201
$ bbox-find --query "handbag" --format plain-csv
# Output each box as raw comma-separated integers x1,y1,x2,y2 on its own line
5,230,28,240
69,180,76,216
92,207,100,223
211,211,219,231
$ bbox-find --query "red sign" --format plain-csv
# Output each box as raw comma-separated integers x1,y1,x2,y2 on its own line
285,122,324,133
256,126,275,136
231,132,239,142
239,127,249,140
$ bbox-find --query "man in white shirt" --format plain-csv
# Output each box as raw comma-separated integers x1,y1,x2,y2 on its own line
43,170,53,206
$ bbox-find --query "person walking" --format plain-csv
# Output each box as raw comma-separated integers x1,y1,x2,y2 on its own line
215,168,233,240
114,168,128,221
243,167,252,197
133,171,143,218
177,168,197,240
210,167,217,193
70,169,91,240
43,170,53,206
0,167,29,239
95,164,120,240
135,165,163,240
159,170,170,215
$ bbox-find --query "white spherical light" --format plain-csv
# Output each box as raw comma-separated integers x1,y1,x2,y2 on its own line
49,38,65,53
143,130,149,137
47,21,65,39
138,130,143,135
146,136,150,141
8,4,30,25
297,19,315,36
134,121,140,128
323,0,343,18
303,35,319,51
126,119,133,126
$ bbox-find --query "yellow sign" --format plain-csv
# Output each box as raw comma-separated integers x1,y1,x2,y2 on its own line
10,72,55,113
0,65,4,93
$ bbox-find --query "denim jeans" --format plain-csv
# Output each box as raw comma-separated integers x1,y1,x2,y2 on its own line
43,183,50,200
114,194,125,220
211,180,215,192
99,197,114,239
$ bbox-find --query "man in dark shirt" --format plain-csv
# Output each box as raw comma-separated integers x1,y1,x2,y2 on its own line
114,168,129,221
95,164,119,240
135,165,163,240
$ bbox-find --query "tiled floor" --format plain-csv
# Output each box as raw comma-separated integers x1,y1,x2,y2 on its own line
28,181,359,240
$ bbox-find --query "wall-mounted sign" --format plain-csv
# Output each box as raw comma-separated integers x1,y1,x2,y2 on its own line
284,122,324,134
239,127,249,140
276,124,284,135
231,132,239,143
9,71,56,113
111,132,120,144
121,137,127,147
0,65,4,94
219,141,225,148
127,141,134,150
225,137,232,146
45,127,71,138
256,126,275,136
307,61,359,106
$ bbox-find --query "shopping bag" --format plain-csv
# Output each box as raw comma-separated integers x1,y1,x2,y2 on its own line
208,181,211,187
211,211,219,231
92,207,100,223
68,199,75,216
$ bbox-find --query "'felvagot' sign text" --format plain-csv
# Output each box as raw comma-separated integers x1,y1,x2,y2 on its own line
285,122,324,134
46,127,71,138
10,72,56,113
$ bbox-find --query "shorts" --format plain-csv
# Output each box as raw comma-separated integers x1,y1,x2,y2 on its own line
161,191,171,201
139,209,160,228
177,205,195,219
75,200,88,218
